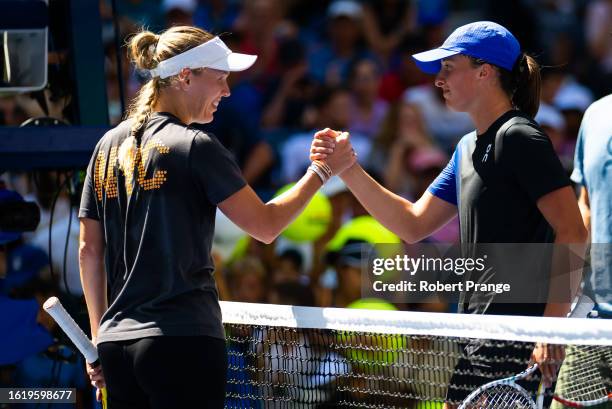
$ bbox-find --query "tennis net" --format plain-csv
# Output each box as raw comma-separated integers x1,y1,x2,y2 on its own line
220,301,612,408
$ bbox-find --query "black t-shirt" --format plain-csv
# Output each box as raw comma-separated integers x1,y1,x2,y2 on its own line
79,112,246,343
460,111,570,243
428,110,571,314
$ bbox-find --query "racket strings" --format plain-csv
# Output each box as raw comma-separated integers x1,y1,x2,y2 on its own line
555,345,612,402
466,384,535,409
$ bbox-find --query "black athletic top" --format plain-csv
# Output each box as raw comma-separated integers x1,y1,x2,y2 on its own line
79,112,246,343
427,110,570,315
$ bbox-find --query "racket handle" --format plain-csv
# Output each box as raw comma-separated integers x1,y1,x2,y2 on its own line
568,294,594,318
101,387,108,409
43,296,99,364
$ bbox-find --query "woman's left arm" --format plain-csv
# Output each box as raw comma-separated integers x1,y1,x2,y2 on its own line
536,185,588,317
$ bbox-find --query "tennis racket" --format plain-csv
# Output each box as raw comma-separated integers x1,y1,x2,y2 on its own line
541,294,611,408
458,364,540,409
43,296,107,409
549,344,611,407
458,296,597,409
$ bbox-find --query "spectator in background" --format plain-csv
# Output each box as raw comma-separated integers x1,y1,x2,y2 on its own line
232,0,297,85
268,280,315,307
484,1,537,53
226,256,268,304
162,0,196,27
281,87,371,184
347,58,389,140
571,94,612,318
271,249,305,286
540,66,593,159
260,38,317,131
540,68,565,107
379,35,430,103
361,0,416,66
0,215,52,368
308,0,374,86
193,0,240,34
533,0,582,66
554,80,594,144
367,101,436,194
535,103,571,171
318,214,400,307
25,172,82,297
402,82,474,155
0,295,53,367
10,278,88,409
0,187,50,298
414,0,449,28
0,186,88,406
0,97,28,126
104,0,165,34
406,147,459,243
584,0,612,99
326,241,366,307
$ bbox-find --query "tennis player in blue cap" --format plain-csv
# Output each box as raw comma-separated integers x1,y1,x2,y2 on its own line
311,21,587,406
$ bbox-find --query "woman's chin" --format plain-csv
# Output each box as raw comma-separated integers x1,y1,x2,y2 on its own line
194,115,214,124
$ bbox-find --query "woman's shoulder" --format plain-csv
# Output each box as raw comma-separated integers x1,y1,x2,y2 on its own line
501,112,547,143
187,123,226,149
499,112,554,157
96,119,132,150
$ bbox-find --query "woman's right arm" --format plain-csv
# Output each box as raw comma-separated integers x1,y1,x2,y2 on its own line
78,217,107,342
312,133,457,243
218,173,323,244
340,163,456,243
219,129,356,244
79,217,107,391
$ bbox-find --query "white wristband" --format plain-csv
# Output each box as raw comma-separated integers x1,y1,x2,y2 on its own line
308,164,328,184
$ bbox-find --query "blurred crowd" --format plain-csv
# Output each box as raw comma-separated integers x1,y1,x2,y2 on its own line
90,0,606,310
0,1,610,406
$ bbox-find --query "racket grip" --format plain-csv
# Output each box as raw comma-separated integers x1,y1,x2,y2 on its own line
43,296,99,364
101,387,108,409
568,294,594,318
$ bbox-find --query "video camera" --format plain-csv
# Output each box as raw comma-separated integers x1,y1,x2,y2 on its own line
0,181,40,245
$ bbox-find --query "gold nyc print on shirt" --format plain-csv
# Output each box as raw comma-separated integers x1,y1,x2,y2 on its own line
94,138,169,200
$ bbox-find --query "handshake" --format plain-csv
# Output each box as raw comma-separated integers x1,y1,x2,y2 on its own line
308,128,358,184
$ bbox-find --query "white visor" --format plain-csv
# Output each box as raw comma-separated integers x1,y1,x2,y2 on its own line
149,36,257,79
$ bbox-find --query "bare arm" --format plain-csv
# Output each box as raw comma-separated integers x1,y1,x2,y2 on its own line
78,218,107,342
536,186,589,318
577,186,591,236
220,129,355,244
311,132,456,243
339,163,457,243
530,186,587,386
218,173,322,244
361,5,414,59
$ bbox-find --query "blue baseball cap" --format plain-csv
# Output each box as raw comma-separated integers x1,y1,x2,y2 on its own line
412,21,521,74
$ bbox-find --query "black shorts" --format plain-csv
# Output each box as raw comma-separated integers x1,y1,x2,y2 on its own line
446,338,539,404
98,335,227,409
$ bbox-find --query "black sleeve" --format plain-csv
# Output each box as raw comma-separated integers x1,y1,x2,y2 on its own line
78,144,101,221
501,123,570,202
190,132,247,205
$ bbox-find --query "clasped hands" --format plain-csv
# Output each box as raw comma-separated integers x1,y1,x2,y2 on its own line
309,128,357,180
